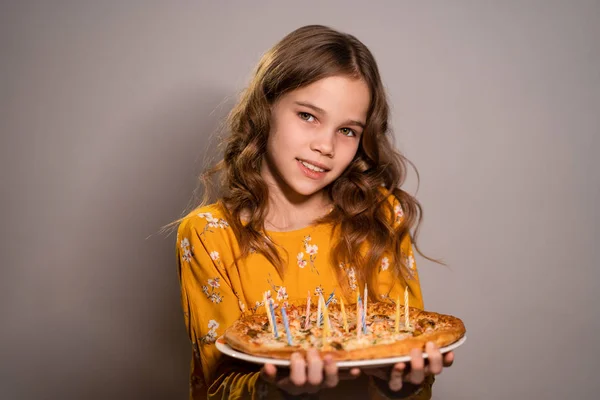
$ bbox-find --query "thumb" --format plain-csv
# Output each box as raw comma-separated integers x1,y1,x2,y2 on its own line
260,363,277,383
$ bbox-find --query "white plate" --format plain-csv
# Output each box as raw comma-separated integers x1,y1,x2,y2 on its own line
215,335,466,369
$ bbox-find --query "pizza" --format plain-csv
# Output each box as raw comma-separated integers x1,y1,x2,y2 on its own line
223,301,466,361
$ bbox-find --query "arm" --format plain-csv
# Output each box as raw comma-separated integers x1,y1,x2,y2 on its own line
176,215,282,400
368,196,436,399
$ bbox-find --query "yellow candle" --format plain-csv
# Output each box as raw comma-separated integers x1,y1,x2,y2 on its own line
304,290,311,329
340,298,348,333
404,286,410,329
395,294,400,333
321,295,330,341
264,292,274,335
356,290,360,338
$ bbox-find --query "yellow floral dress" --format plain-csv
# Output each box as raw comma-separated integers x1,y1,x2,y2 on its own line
176,196,434,399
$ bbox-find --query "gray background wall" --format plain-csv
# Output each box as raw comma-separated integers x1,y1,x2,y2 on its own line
2,1,599,399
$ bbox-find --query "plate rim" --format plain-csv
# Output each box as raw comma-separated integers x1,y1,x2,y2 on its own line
215,334,467,369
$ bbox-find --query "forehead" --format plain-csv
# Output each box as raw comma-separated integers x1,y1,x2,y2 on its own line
281,76,370,118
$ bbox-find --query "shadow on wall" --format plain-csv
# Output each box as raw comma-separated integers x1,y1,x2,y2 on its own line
69,86,235,399
137,86,237,399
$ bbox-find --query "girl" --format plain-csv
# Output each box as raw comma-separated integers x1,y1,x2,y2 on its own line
176,25,454,399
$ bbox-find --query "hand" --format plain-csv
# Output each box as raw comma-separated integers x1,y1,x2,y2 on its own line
362,342,454,392
260,348,361,395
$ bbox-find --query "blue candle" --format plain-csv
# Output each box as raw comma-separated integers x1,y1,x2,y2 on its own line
358,297,367,334
269,301,279,338
325,289,335,306
281,306,293,346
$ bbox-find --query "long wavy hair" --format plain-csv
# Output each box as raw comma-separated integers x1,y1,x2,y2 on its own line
195,25,435,301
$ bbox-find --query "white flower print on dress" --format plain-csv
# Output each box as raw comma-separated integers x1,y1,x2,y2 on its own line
197,212,229,236
180,238,193,262
402,252,417,280
200,319,220,344
203,277,224,303
394,204,404,222
276,287,288,302
297,252,307,268
267,276,287,308
251,300,265,314
305,244,318,255
209,293,223,304
210,251,220,261
380,257,390,272
208,320,219,330
297,235,319,274
347,267,358,291
314,285,324,296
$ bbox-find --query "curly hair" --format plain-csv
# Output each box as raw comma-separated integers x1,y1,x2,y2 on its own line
196,25,433,300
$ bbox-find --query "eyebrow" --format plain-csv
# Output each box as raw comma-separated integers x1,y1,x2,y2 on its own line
294,101,366,129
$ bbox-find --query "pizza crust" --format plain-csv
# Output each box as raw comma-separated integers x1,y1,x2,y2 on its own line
224,302,466,361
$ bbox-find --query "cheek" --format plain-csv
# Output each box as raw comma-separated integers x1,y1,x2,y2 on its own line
336,141,360,168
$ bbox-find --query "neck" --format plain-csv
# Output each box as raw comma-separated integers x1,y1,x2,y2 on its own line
264,186,331,232
258,155,333,232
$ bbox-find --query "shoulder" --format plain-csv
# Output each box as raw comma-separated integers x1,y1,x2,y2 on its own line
377,187,404,225
177,202,231,241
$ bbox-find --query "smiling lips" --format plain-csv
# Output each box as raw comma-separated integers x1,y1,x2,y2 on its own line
296,158,330,179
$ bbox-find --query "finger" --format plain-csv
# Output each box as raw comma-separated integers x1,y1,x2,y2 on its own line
289,352,307,386
338,367,361,381
323,355,339,388
260,363,277,383
306,348,324,387
425,342,443,375
408,348,425,384
443,351,455,367
389,363,406,392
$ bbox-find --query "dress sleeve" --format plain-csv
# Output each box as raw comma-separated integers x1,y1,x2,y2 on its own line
369,196,435,398
176,215,282,400
377,195,425,310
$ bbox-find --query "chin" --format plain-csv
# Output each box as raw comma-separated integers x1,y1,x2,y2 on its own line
288,182,328,198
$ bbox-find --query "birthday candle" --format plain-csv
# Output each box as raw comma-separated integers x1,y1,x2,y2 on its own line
340,297,348,333
269,298,279,338
281,305,293,346
322,296,330,342
325,290,335,306
363,284,368,334
316,293,322,327
395,294,400,333
404,286,410,329
304,290,311,330
264,292,274,336
357,297,363,339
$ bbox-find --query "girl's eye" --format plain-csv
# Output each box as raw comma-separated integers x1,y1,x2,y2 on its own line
340,128,356,137
298,112,315,122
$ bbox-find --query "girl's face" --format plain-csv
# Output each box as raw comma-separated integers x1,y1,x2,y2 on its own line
261,75,370,200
